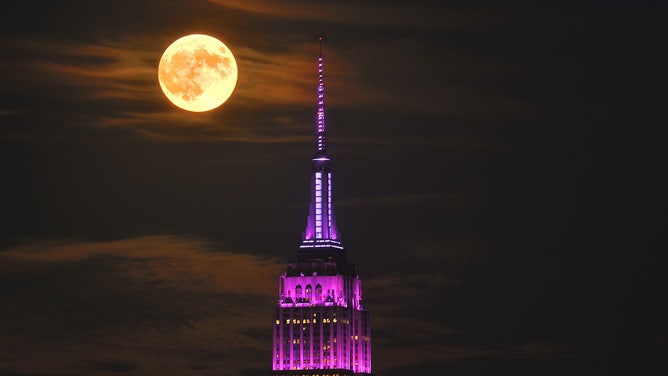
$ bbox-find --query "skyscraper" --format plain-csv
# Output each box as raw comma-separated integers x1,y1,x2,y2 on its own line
271,38,373,376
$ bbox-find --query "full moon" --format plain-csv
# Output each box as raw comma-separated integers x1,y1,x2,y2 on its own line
158,34,238,112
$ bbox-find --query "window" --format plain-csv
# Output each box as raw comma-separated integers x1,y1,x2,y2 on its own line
315,284,322,300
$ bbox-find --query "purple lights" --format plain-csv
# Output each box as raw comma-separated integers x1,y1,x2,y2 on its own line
328,172,336,240
300,239,343,250
302,168,339,242
278,274,363,310
272,289,372,374
315,172,323,239
272,38,372,376
316,55,326,152
302,38,339,245
272,305,372,374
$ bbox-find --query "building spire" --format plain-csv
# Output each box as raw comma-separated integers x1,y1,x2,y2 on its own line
301,36,342,251
316,35,326,154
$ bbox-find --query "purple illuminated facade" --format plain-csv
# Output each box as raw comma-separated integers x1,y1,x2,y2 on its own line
272,38,372,376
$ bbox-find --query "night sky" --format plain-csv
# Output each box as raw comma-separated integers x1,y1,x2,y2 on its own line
0,1,665,375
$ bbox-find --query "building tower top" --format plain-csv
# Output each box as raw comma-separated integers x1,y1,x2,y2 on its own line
300,36,342,254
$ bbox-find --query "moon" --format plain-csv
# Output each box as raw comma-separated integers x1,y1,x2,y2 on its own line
158,34,238,112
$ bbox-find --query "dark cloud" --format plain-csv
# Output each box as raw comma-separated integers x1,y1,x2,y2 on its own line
0,236,283,375
86,363,137,373
1,1,665,375
383,342,666,376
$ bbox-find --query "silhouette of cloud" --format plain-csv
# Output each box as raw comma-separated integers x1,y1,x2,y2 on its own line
1,34,387,143
0,236,283,375
208,0,497,31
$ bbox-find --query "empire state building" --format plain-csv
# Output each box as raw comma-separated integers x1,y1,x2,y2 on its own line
271,38,373,376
